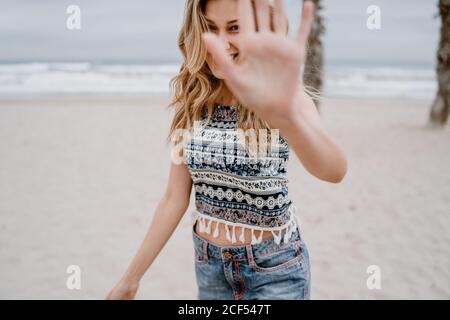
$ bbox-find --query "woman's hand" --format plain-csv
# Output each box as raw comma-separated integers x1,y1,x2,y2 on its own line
202,0,314,130
106,278,140,300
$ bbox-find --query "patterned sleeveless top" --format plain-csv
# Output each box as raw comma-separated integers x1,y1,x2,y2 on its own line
183,103,299,245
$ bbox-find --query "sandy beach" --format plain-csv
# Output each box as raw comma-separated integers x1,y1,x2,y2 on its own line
0,94,449,299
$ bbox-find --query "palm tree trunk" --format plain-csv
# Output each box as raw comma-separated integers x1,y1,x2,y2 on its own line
303,0,325,111
430,0,450,125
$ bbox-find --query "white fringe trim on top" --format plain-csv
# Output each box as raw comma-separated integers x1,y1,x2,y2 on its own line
191,204,299,245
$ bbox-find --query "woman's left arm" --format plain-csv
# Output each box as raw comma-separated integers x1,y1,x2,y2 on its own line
202,0,347,183
280,87,347,183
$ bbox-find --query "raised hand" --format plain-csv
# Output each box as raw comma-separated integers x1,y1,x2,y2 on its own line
202,0,315,129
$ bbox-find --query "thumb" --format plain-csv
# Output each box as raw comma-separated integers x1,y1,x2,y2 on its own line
202,32,235,78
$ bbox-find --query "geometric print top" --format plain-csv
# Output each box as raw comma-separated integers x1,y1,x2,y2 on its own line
183,103,299,245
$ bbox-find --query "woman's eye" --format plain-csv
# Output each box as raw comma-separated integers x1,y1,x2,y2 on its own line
208,25,218,32
229,25,239,32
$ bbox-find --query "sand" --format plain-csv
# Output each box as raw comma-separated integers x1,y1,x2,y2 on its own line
0,94,449,299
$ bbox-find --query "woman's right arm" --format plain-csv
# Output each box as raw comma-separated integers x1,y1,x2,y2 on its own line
106,160,192,300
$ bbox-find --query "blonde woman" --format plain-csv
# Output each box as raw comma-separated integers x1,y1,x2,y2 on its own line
107,0,347,300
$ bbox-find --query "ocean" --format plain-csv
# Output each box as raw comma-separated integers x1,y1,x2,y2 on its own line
0,62,436,100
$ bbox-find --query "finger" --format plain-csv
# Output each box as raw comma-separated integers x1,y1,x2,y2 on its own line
238,0,256,34
254,0,271,32
202,32,235,78
295,1,315,49
272,0,288,34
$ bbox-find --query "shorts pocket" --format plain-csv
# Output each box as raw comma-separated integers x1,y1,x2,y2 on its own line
250,240,304,273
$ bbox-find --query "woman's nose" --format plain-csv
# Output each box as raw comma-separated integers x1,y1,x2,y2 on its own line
218,33,232,50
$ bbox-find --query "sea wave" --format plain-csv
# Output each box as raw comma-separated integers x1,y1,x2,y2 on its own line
0,62,436,99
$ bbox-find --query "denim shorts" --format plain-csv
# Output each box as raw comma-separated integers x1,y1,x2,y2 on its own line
192,221,311,300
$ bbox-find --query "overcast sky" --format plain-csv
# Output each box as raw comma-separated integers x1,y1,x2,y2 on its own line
0,0,440,67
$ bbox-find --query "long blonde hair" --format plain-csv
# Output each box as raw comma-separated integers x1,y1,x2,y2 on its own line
166,0,317,155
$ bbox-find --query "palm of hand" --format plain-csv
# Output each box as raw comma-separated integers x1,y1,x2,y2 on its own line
202,0,315,127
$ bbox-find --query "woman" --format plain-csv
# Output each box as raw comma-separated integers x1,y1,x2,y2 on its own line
107,0,347,300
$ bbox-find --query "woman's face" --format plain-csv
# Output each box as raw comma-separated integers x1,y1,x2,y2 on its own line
204,0,241,79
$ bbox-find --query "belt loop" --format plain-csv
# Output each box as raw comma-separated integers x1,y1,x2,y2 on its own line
202,240,209,262
294,240,302,257
293,214,302,241
245,244,255,267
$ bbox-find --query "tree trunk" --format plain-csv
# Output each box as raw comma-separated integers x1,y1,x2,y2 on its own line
430,0,450,126
303,0,325,111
